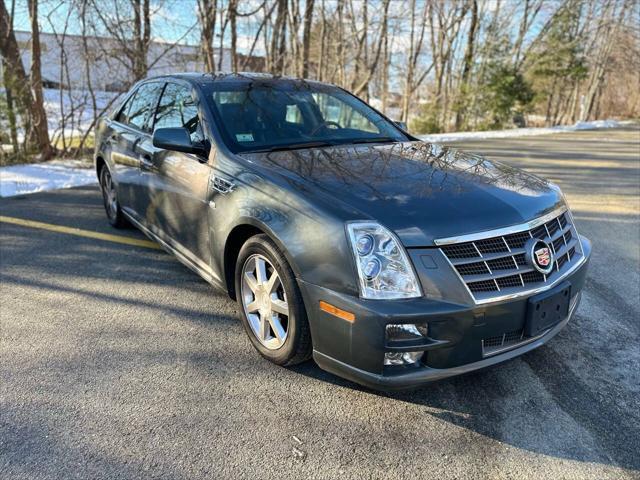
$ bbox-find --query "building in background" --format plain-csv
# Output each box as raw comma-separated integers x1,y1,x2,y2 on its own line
13,30,233,92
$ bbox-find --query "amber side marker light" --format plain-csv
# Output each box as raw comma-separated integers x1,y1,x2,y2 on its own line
319,301,355,323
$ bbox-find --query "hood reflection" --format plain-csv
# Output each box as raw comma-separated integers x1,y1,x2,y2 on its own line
240,141,561,246
243,141,549,201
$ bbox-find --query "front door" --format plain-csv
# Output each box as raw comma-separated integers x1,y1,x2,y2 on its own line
145,82,214,270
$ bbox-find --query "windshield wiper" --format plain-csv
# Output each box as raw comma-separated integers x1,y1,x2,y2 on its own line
348,137,399,145
248,141,336,153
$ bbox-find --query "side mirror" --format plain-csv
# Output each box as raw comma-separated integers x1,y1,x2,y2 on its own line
152,127,204,155
394,121,408,131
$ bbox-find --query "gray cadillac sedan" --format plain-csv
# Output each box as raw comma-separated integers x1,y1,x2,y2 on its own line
94,73,591,390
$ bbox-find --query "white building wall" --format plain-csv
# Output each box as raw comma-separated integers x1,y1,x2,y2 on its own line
14,31,232,92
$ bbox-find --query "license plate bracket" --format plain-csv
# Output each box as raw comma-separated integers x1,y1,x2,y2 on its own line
525,282,571,337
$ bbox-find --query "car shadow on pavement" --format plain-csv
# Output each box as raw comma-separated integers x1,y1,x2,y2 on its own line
291,347,639,473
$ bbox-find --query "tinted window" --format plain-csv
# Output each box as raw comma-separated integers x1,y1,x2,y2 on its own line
119,83,163,132
154,83,204,144
204,81,407,153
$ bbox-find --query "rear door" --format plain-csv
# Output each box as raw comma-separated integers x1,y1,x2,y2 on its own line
107,89,141,211
108,82,164,218
145,81,213,267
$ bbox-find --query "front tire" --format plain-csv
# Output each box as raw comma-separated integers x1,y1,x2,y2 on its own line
99,165,127,228
235,234,312,366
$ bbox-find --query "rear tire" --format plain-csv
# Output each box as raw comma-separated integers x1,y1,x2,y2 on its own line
235,234,312,366
99,165,127,228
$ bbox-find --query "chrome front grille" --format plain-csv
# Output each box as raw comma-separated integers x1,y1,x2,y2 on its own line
437,208,585,304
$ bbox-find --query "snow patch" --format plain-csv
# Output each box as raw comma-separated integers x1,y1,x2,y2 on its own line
418,119,623,143
0,160,97,198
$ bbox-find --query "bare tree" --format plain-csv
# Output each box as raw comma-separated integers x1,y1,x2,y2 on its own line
1,57,19,152
269,0,288,74
301,0,315,78
581,0,630,120
349,0,390,100
1,0,52,156
400,0,431,123
132,0,151,79
197,0,218,72
91,0,152,81
454,0,478,130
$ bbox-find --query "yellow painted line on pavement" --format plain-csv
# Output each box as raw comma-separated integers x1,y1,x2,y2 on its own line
0,215,161,250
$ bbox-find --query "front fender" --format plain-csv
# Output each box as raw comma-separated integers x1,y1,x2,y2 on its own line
210,168,360,297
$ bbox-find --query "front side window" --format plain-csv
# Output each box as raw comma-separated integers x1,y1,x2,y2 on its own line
120,82,163,132
154,83,204,144
204,81,407,153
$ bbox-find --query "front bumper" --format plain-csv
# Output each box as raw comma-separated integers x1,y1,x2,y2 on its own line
298,235,591,391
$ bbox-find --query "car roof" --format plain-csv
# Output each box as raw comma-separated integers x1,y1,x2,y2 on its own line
145,72,334,89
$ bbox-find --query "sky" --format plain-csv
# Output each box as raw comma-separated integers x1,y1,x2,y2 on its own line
10,0,272,52
11,0,201,44
8,0,551,93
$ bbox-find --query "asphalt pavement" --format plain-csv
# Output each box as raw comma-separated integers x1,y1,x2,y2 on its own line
1,126,639,479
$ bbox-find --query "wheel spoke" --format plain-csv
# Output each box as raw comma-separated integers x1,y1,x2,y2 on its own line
245,300,260,313
270,298,289,316
255,257,268,285
265,271,281,294
269,315,286,342
244,271,259,293
259,314,270,341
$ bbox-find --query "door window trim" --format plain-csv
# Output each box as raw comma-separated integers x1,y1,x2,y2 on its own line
113,80,165,135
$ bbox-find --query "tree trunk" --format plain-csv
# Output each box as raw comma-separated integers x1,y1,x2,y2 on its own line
1,0,35,152
317,0,326,81
301,0,314,78
197,0,217,72
269,0,288,74
229,0,238,71
336,0,345,85
1,58,19,153
381,19,389,114
454,0,478,130
401,0,417,123
27,0,52,158
132,0,150,79
287,0,301,76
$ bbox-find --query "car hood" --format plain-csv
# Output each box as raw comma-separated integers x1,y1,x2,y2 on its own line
241,141,564,246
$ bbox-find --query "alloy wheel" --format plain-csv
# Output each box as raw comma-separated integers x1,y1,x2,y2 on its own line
240,254,290,350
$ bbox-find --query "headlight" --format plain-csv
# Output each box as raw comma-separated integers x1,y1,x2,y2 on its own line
346,222,422,299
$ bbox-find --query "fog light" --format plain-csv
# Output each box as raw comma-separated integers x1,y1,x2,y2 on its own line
384,351,423,366
384,323,428,366
386,323,428,340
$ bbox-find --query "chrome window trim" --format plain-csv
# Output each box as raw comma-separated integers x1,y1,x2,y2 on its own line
434,205,568,246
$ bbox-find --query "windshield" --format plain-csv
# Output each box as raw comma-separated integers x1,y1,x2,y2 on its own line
203,81,408,153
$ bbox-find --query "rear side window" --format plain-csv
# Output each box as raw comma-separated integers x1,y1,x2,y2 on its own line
117,82,163,132
154,83,204,143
